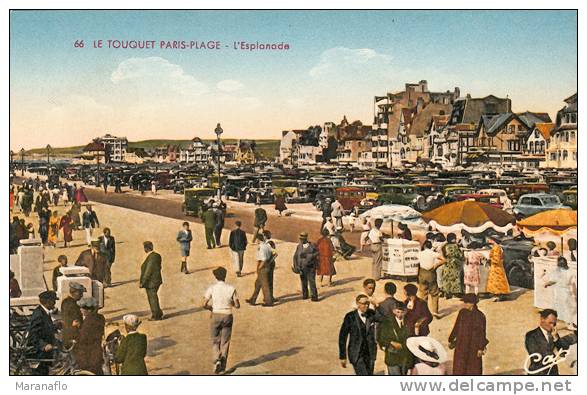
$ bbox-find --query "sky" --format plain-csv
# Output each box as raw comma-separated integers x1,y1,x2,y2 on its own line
9,10,577,150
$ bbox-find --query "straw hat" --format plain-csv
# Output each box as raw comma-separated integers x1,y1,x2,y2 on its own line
406,336,447,364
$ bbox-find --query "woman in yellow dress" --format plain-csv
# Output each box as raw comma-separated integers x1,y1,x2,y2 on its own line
485,237,510,302
47,210,60,247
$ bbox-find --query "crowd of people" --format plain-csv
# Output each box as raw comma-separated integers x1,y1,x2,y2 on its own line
9,176,578,376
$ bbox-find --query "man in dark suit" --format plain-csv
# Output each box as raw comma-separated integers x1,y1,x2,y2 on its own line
28,291,59,375
525,309,576,375
140,241,164,321
228,221,248,277
377,301,413,375
202,207,216,249
375,282,401,320
292,232,320,302
82,205,100,246
75,241,109,284
98,227,116,286
338,294,377,375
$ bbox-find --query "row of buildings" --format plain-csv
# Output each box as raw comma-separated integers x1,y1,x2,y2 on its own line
279,80,577,169
78,134,258,165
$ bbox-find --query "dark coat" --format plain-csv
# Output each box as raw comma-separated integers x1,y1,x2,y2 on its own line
292,243,319,272
75,249,109,283
98,235,116,264
73,312,105,375
254,207,267,227
338,309,377,365
82,210,100,228
229,228,248,251
115,332,148,375
405,297,433,336
377,315,413,368
52,266,63,291
202,210,216,229
28,305,58,359
375,297,401,320
176,230,192,247
140,251,162,289
448,307,489,375
60,297,82,348
524,327,575,376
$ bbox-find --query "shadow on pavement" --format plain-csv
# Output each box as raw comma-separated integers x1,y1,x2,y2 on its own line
332,276,364,286
164,306,205,319
225,346,304,374
277,286,354,305
148,335,178,357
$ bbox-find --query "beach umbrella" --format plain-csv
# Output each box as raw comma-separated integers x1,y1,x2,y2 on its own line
359,204,422,236
422,200,515,234
517,209,576,253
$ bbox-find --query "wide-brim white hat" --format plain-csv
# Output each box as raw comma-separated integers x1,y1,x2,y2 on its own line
406,336,447,364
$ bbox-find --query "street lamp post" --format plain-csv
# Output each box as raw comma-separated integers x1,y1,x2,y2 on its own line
20,148,25,176
214,123,223,200
10,150,14,167
46,144,52,166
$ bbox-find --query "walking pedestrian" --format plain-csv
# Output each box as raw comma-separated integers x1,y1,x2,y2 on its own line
440,233,464,299
75,240,109,284
404,283,433,337
292,231,320,302
360,218,371,252
60,282,85,348
140,241,164,320
316,228,336,287
48,210,60,247
368,218,385,281
274,194,287,216
253,202,267,244
464,249,483,295
59,211,74,248
151,180,157,195
74,297,105,375
176,222,193,274
331,198,344,231
377,302,413,375
213,203,225,247
321,198,333,229
486,237,510,302
228,221,247,277
202,206,216,249
98,227,116,286
204,267,240,374
52,255,68,291
82,205,100,246
114,177,122,193
246,232,274,306
418,240,445,318
116,314,148,375
102,174,109,194
448,293,488,375
338,294,377,375
375,282,400,319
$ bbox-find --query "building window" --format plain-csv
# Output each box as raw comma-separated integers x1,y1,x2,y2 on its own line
570,131,576,141
540,141,545,153
570,113,577,123
529,141,534,154
573,152,577,161
563,150,568,160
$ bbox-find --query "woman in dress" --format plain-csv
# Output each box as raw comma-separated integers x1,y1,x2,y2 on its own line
59,211,74,248
440,233,464,299
485,237,510,302
544,257,577,325
464,250,483,295
38,208,49,245
176,221,193,274
74,297,105,375
47,210,60,247
316,228,336,287
274,194,287,216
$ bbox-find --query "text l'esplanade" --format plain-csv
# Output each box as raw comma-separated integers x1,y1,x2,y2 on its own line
90,40,290,51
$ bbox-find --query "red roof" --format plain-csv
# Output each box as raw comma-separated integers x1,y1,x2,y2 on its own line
83,142,105,152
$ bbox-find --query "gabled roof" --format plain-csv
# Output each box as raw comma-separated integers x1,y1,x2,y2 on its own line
83,141,105,152
517,111,552,129
533,123,555,140
409,103,452,137
477,112,533,137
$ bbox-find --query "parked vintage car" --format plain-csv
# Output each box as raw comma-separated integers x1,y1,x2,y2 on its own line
512,193,570,218
562,188,577,210
452,193,502,208
443,185,475,202
509,184,549,202
182,187,217,217
377,184,426,211
501,238,535,289
335,187,366,212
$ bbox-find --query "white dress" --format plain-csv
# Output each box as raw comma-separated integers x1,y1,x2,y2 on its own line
545,267,577,324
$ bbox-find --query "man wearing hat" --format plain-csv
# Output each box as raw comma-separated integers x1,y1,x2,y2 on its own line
204,267,240,374
116,314,148,375
61,282,86,348
252,202,267,245
213,202,225,247
74,240,109,284
140,241,164,320
292,231,320,302
377,301,413,375
28,290,59,375
406,336,447,375
74,297,105,375
448,293,489,375
82,204,100,246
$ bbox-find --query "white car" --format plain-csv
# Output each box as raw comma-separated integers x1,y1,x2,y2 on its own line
478,188,512,209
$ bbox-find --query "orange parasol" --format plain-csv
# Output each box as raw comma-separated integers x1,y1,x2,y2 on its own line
422,200,515,234
517,209,576,236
